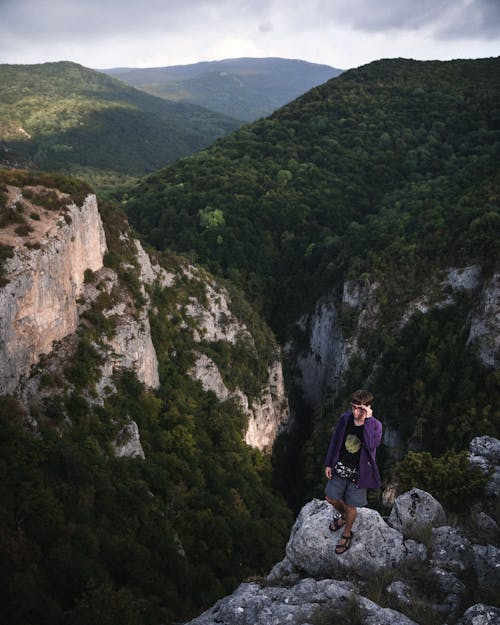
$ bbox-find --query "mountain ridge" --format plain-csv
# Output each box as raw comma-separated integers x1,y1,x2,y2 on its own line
102,57,343,121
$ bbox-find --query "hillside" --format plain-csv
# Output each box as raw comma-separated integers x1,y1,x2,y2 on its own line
125,57,500,500
103,57,343,121
0,62,241,189
0,169,291,623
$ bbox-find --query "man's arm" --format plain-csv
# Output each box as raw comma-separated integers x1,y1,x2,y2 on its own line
363,416,382,450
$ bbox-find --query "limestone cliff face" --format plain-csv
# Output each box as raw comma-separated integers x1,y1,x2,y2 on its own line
185,273,289,453
289,265,497,408
190,353,289,453
290,279,379,406
0,194,107,394
467,271,500,368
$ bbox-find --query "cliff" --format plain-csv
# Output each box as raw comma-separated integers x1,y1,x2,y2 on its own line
0,188,106,394
0,176,288,454
288,265,499,409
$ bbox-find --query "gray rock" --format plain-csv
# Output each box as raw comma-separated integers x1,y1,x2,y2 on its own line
431,526,473,574
285,499,424,579
185,578,419,625
266,555,302,585
388,488,446,538
113,420,145,459
475,512,500,538
456,603,500,625
386,580,413,607
470,436,500,465
485,466,500,498
430,567,467,597
472,544,500,598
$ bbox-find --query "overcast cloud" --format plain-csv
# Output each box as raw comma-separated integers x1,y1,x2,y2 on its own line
0,0,498,69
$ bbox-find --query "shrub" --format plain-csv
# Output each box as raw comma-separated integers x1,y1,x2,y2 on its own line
395,449,489,510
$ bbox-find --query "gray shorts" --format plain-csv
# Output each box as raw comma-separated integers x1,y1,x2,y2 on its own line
325,475,367,508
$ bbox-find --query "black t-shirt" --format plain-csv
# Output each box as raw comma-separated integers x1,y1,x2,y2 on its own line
339,415,364,470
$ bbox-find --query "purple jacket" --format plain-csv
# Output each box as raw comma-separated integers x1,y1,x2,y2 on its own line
324,410,382,489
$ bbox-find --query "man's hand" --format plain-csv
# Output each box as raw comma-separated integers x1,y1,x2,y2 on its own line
363,405,373,419
325,466,332,479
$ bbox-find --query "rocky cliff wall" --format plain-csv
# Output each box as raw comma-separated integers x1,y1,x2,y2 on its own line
0,193,107,394
289,265,499,408
185,273,289,453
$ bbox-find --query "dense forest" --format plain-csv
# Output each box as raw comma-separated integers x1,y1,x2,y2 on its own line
0,62,240,190
125,57,500,503
125,57,500,330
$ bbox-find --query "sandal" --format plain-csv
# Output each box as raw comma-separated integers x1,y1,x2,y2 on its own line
335,532,353,554
329,516,346,532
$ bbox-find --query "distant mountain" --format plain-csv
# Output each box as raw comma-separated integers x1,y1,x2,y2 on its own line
0,61,241,189
103,57,343,121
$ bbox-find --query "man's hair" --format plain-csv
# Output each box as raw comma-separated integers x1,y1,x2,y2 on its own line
351,389,373,405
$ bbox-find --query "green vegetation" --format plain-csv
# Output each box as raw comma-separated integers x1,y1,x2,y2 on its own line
126,57,500,333
395,449,489,510
125,57,500,509
105,57,342,121
0,61,241,190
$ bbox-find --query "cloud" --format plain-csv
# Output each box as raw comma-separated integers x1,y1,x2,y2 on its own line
0,0,498,68
317,0,500,40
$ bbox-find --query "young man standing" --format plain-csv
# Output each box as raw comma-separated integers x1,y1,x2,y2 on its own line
324,389,382,554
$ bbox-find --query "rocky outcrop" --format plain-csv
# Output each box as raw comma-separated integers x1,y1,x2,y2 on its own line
113,420,145,459
190,353,288,454
0,194,107,394
244,361,288,452
387,487,446,539
185,476,500,625
284,499,426,579
467,272,500,368
186,275,289,453
101,304,159,390
469,436,500,498
457,604,500,625
472,544,500,599
187,577,420,625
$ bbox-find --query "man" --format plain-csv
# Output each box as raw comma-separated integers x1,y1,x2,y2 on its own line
324,389,382,554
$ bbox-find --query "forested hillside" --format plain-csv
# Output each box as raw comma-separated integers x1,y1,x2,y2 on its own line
104,57,343,121
0,62,240,190
125,57,500,504
0,169,291,624
126,57,500,328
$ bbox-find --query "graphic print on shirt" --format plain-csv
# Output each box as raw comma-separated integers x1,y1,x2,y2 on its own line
345,433,362,454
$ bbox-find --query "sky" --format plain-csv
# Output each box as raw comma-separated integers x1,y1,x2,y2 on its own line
0,0,499,71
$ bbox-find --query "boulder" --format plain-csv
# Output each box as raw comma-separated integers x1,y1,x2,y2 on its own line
472,544,500,599
285,499,425,579
485,466,500,498
456,603,500,625
429,566,467,620
469,436,500,465
469,436,500,498
185,578,419,625
431,526,473,574
387,488,446,538
430,566,466,598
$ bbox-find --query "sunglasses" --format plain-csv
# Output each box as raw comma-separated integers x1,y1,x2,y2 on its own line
351,403,368,409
